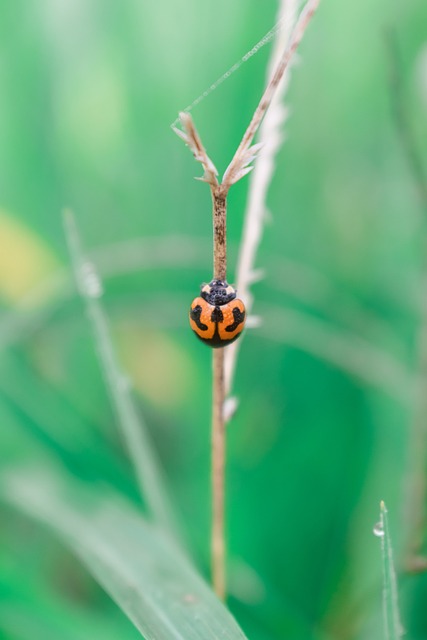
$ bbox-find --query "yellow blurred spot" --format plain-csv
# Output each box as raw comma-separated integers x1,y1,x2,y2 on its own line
117,322,194,408
0,210,57,304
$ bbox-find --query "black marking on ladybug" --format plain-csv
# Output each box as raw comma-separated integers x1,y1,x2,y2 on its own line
190,305,208,331
211,306,224,323
201,279,236,306
204,328,226,348
225,306,246,333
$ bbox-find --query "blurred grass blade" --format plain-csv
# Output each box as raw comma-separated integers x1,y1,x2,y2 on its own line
63,209,177,535
1,465,249,640
264,306,413,405
377,501,402,640
0,578,140,640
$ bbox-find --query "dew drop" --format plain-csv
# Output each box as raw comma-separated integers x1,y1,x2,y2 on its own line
80,262,103,298
373,522,384,537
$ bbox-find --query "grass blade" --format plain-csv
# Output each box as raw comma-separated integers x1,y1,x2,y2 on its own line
376,501,402,640
1,464,249,640
62,209,177,535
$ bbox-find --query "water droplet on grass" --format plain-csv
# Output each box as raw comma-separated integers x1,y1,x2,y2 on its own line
373,522,384,537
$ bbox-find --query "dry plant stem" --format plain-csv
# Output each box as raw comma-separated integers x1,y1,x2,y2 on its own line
222,0,320,189
211,186,228,598
176,112,229,597
212,187,228,280
174,0,320,598
224,0,299,396
211,348,226,599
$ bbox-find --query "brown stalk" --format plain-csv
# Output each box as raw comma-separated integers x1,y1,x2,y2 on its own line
222,0,320,189
211,347,226,598
174,0,320,599
211,187,227,599
212,187,228,281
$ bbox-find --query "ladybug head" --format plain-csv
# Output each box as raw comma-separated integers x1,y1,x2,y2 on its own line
200,279,236,306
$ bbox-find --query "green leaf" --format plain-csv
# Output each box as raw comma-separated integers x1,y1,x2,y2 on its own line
376,501,402,640
1,464,249,640
63,209,178,535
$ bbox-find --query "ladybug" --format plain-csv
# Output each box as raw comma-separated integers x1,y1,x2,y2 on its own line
189,279,246,348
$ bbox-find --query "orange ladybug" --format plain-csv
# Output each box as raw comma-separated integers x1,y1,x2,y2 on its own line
189,280,246,348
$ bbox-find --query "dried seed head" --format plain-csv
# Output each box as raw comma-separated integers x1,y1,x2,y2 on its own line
222,142,264,188
173,112,219,187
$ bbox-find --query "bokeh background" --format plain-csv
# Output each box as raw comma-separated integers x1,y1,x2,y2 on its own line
1,0,427,638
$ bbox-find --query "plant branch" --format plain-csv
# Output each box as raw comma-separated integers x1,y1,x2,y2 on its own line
222,0,320,189
212,187,228,281
175,113,229,281
211,348,226,599
174,0,321,599
224,0,300,398
173,112,219,187
175,0,319,193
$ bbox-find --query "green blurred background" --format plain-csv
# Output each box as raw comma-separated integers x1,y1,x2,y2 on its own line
1,0,427,638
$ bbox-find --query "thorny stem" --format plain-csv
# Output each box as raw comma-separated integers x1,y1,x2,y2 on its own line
211,348,226,599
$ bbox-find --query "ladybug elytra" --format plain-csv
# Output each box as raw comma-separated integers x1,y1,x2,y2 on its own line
189,280,246,348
